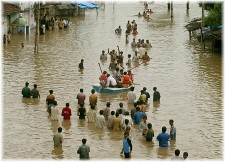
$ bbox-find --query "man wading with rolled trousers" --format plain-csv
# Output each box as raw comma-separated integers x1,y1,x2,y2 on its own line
120,132,132,159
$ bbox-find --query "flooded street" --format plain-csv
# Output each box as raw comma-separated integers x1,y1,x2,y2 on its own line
2,2,222,160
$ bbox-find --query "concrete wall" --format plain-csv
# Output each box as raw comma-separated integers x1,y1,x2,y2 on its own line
22,9,36,29
2,14,19,35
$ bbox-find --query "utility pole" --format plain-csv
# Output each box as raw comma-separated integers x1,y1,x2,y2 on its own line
186,1,189,10
34,2,40,54
201,2,204,43
171,1,173,19
167,1,170,10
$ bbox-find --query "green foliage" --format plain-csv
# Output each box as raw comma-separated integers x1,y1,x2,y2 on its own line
203,3,222,28
199,2,215,10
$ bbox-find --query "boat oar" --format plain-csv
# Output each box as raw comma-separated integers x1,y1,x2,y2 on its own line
98,63,103,92
98,85,103,93
117,45,120,54
128,61,146,71
119,64,125,69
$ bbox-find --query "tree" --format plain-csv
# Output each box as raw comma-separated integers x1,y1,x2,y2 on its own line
199,2,222,28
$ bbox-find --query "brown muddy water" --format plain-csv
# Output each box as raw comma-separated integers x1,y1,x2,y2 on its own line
2,1,223,160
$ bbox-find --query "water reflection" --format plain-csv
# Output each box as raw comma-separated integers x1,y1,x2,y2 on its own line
152,101,160,112
52,146,64,159
77,119,86,127
78,69,84,74
169,140,176,149
61,120,72,133
156,147,170,159
21,97,40,105
50,120,60,134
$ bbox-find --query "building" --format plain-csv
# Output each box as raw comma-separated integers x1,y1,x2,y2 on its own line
2,2,21,34
2,2,36,35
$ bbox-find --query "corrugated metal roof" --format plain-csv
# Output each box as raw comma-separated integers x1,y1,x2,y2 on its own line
70,1,100,9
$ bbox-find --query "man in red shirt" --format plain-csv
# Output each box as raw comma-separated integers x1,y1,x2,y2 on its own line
99,71,107,87
61,103,72,119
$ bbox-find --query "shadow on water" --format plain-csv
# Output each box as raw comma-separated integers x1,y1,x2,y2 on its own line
21,97,40,105
61,120,71,133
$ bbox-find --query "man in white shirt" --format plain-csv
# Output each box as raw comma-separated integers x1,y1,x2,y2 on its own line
87,105,97,123
106,74,117,87
132,51,139,62
63,19,67,26
51,100,60,120
107,111,115,129
95,110,105,128
122,111,133,127
138,46,146,58
131,38,137,48
127,86,136,104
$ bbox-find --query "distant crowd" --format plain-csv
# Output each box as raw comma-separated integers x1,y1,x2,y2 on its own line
40,15,72,34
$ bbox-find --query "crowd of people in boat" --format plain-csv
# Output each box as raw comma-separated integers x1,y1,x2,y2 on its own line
99,70,133,88
98,46,151,89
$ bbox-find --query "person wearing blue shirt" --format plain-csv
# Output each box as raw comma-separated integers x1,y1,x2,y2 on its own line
133,107,144,124
157,126,170,147
120,132,132,158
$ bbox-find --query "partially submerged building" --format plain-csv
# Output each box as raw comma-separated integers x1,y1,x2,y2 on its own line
185,18,222,53
2,3,21,34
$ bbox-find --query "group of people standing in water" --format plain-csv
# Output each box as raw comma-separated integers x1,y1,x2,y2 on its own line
40,15,72,34
138,7,154,21
20,2,189,160
21,79,188,159
115,19,138,36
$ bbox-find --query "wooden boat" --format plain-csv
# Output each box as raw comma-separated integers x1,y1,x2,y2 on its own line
92,84,131,94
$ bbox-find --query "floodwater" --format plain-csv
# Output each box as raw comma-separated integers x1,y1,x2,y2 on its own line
2,2,223,160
